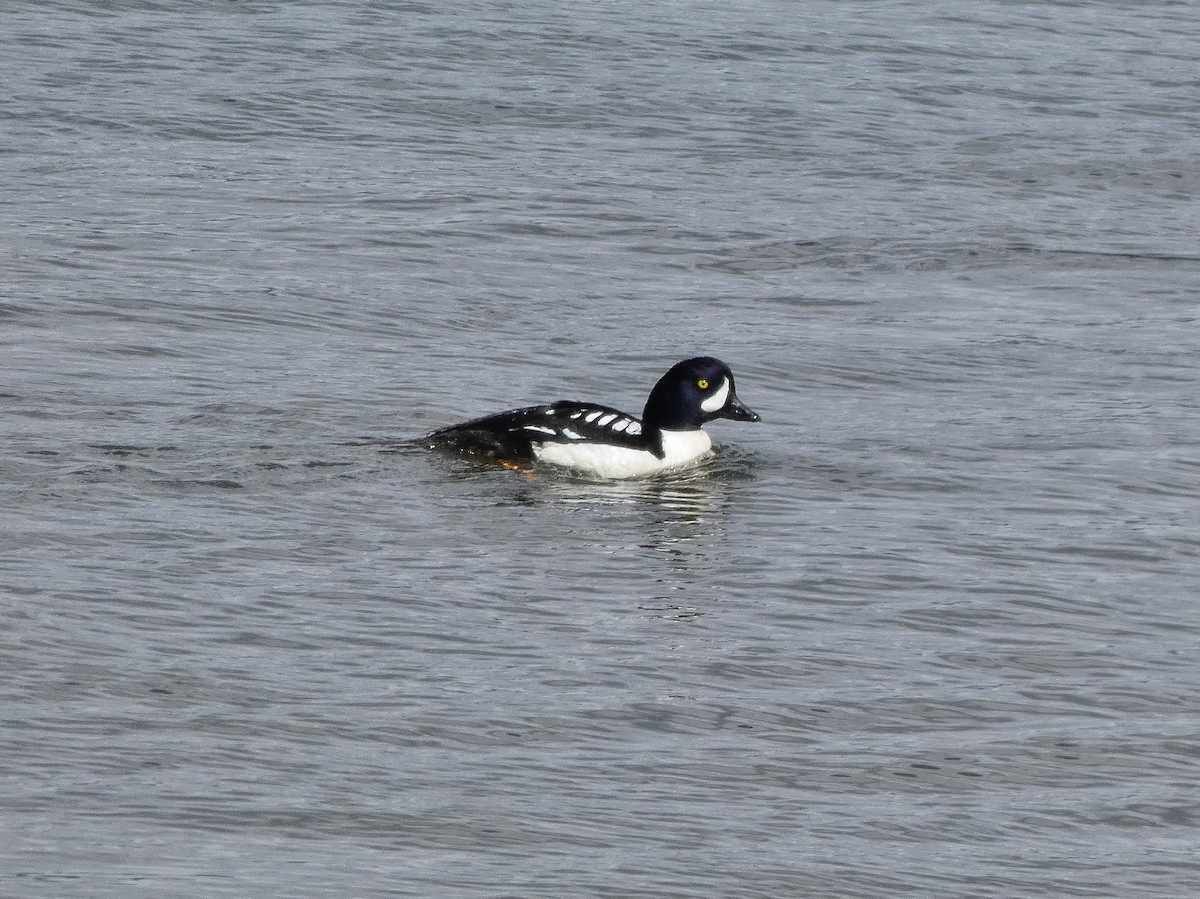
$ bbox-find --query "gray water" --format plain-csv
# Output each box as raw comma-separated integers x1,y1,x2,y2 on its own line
3,2,1200,896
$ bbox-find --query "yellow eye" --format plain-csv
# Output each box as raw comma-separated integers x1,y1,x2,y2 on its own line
697,378,709,389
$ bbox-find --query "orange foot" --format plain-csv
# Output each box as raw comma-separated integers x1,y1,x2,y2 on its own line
498,459,537,482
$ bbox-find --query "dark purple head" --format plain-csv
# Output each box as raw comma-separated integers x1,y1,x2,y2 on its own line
641,357,760,431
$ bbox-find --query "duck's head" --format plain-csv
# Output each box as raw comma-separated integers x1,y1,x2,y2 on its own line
642,356,760,431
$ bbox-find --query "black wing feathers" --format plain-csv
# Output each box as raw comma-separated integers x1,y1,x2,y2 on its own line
428,402,649,461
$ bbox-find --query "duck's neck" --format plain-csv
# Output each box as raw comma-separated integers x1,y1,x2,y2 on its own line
642,387,702,432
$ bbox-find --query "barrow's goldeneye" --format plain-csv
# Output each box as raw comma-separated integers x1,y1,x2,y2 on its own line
427,356,759,478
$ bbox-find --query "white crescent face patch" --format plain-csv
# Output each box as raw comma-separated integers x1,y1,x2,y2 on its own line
699,377,730,414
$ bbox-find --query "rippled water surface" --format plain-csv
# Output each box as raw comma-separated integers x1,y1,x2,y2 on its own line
4,2,1200,897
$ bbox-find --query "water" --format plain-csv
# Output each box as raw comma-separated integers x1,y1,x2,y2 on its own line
3,2,1200,896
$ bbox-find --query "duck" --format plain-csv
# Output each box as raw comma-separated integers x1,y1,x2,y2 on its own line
426,356,759,478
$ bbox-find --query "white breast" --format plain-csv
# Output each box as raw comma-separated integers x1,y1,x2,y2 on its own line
533,429,712,479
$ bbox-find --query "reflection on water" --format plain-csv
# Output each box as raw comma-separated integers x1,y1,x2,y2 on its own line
505,452,752,557
406,446,764,621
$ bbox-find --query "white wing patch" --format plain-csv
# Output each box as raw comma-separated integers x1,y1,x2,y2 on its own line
561,428,583,440
584,410,603,423
523,424,557,435
597,413,617,427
